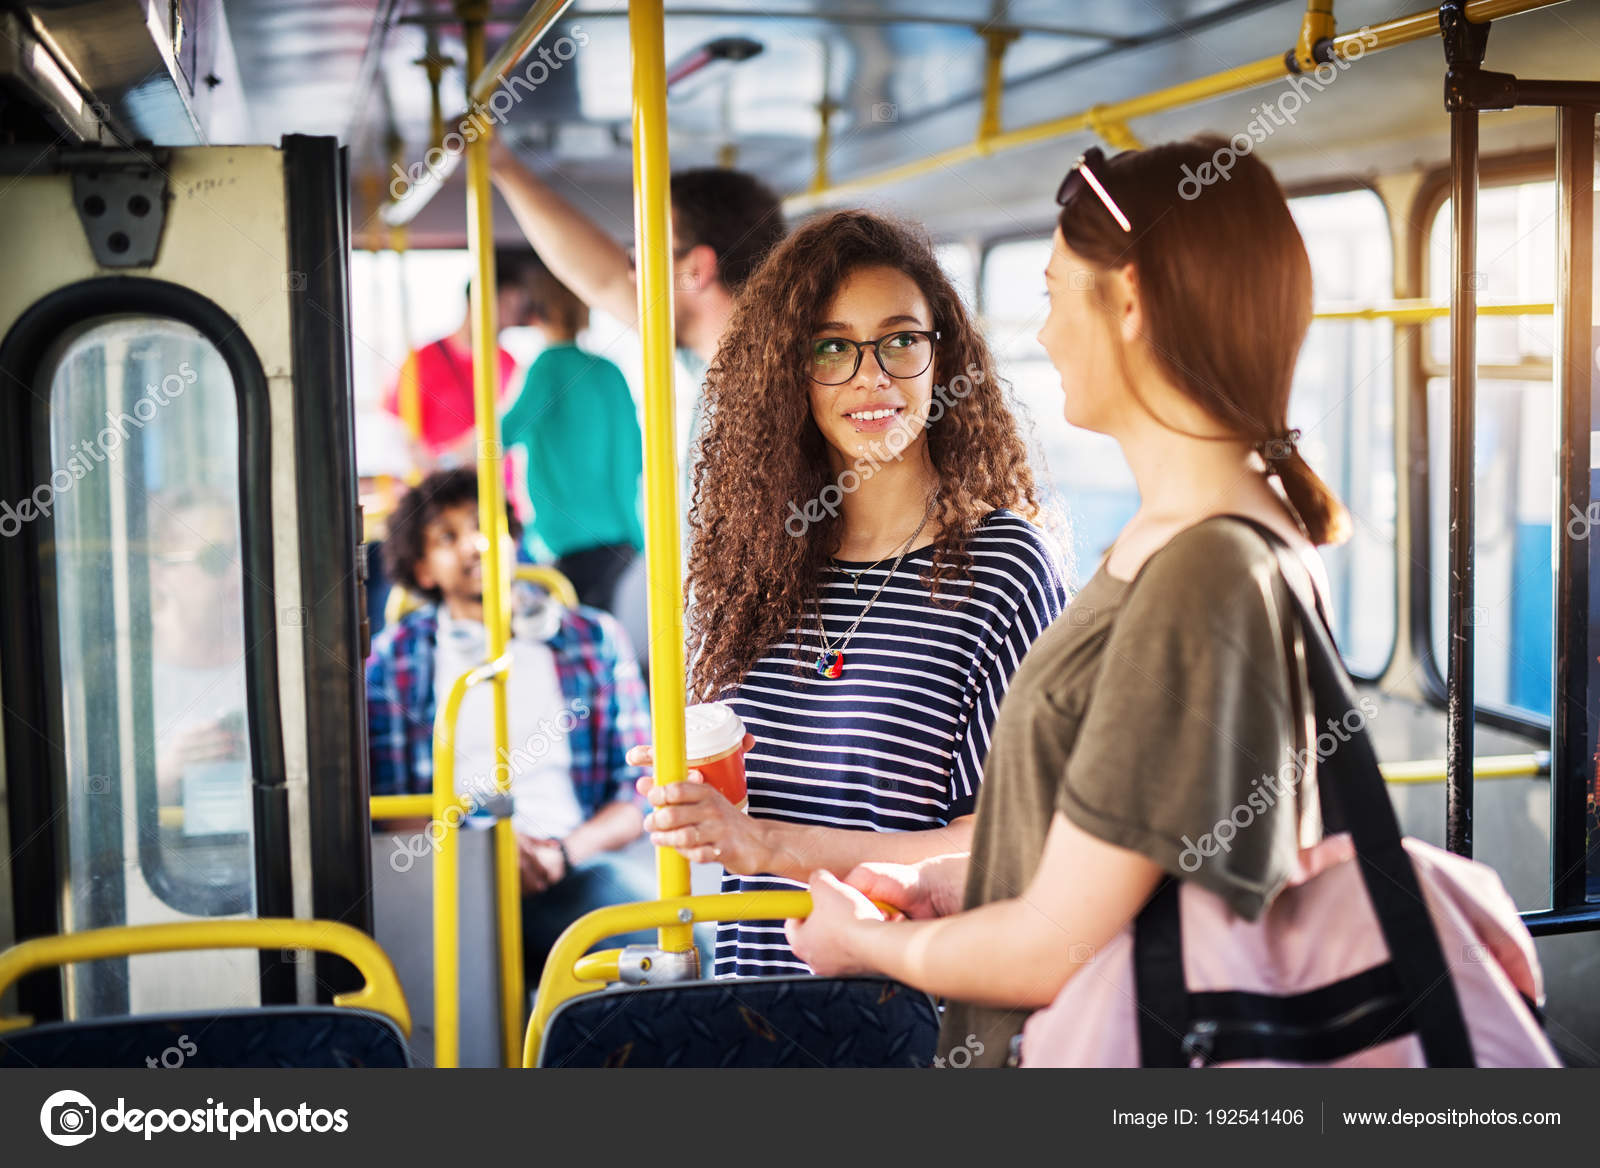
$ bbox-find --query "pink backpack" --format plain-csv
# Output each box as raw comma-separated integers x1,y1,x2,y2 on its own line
1020,520,1560,1068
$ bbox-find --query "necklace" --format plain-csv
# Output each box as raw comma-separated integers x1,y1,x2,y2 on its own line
814,494,936,679
839,552,892,595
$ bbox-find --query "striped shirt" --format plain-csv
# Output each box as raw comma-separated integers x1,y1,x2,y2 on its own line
715,510,1069,977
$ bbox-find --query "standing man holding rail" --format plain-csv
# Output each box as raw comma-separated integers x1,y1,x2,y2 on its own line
488,138,785,374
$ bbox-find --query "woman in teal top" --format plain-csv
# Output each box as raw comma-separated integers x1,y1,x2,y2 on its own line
502,262,644,613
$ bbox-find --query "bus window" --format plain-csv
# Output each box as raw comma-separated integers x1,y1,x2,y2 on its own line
1289,190,1398,678
983,190,1399,672
46,316,258,1016
936,240,978,314
1426,180,1558,720
981,235,1137,586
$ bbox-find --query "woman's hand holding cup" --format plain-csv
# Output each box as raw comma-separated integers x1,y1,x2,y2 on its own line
628,715,762,871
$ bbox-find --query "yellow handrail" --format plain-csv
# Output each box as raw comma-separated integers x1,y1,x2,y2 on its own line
430,650,511,1067
383,565,579,627
514,563,579,608
524,891,812,1066
459,0,524,1070
0,920,411,1037
784,0,1565,214
468,0,576,107
1314,299,1554,323
629,0,694,954
1380,752,1546,784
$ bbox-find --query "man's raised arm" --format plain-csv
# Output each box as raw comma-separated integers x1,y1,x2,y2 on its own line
489,139,638,329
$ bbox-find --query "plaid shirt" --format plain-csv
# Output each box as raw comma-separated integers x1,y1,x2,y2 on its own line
365,599,650,820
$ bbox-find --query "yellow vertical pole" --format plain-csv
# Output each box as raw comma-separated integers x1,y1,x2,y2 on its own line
459,0,525,1066
629,0,693,952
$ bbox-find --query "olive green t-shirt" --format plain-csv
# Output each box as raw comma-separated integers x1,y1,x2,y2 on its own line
939,517,1319,1067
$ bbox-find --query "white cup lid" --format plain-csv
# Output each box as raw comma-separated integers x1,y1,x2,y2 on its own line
683,701,745,760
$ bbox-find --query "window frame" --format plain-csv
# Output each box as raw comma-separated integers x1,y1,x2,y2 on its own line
1408,149,1558,740
0,277,290,1021
968,177,1401,683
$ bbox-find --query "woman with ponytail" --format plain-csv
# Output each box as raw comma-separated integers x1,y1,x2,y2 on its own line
785,136,1351,1064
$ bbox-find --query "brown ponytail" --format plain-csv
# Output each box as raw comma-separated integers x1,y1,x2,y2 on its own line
1058,135,1350,546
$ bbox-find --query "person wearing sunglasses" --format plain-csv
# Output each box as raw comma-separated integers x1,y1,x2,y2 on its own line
148,489,252,828
784,138,1347,1065
630,209,1069,978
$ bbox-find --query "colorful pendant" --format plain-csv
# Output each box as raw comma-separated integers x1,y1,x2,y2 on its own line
815,650,844,679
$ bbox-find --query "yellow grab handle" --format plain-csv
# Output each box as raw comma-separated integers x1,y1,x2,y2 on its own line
0,919,411,1037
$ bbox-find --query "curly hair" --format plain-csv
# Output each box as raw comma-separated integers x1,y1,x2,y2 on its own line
686,209,1041,700
383,468,522,606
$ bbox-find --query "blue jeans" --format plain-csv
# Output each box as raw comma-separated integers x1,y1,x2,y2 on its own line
521,852,657,987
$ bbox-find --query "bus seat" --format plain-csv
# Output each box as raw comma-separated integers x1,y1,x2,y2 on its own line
0,919,412,1069
383,564,579,627
537,976,937,1068
0,1008,409,1069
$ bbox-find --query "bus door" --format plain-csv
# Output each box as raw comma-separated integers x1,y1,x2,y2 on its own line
0,138,369,1023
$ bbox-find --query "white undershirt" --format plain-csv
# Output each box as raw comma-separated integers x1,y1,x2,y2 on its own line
433,610,584,840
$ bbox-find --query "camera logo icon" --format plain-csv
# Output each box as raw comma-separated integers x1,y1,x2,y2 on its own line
40,1089,97,1146
871,102,898,122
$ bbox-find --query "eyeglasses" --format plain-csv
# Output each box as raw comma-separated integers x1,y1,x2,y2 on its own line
809,330,939,386
1055,146,1132,234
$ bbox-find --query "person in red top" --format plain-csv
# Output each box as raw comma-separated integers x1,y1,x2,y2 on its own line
384,249,532,463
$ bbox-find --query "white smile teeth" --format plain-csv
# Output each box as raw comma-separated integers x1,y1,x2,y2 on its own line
848,408,901,421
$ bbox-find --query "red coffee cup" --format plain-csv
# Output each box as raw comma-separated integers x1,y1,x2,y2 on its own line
683,702,748,811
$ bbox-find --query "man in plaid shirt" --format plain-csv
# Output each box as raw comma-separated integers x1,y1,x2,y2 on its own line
367,469,653,981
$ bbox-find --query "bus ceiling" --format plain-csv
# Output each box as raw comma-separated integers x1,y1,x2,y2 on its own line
4,2,1591,244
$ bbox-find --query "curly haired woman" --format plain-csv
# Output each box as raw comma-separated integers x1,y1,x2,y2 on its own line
632,210,1069,976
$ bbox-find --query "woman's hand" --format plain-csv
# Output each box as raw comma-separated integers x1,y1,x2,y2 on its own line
784,870,888,976
628,733,769,871
844,854,969,920
640,770,770,873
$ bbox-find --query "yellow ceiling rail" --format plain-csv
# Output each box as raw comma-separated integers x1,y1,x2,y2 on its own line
1291,0,1338,73
384,0,575,228
1314,299,1554,322
468,0,576,107
785,0,1567,214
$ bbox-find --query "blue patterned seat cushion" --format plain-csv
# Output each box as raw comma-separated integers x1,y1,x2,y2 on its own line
540,976,938,1068
0,1008,410,1068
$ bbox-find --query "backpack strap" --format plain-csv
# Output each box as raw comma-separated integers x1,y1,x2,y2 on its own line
1132,879,1188,1066
1130,516,1475,1068
1228,517,1476,1067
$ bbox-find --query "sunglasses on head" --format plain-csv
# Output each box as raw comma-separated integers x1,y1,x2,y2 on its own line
1055,146,1132,234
